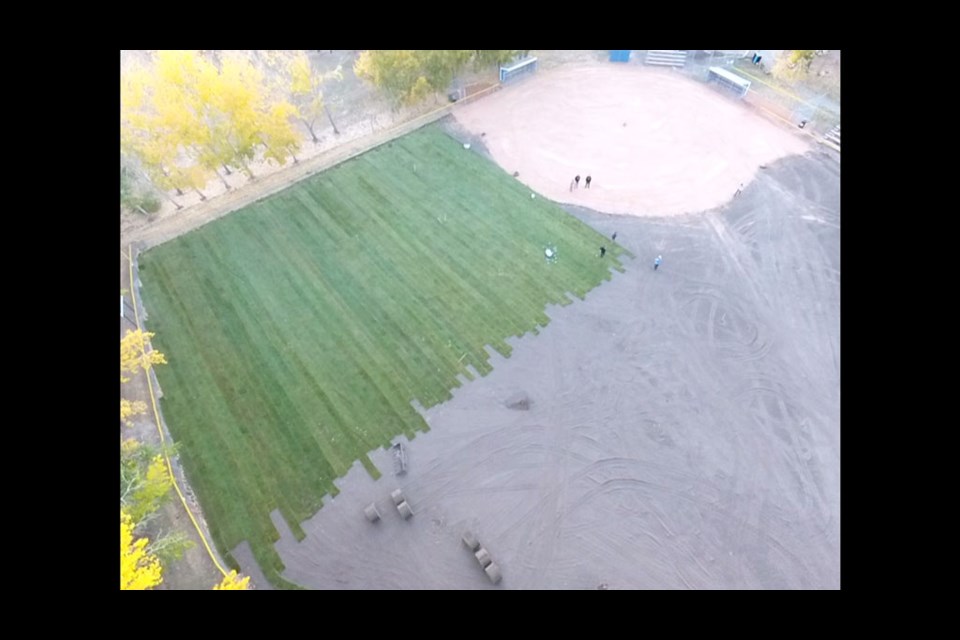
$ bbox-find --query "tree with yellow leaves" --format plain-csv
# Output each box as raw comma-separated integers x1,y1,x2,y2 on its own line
121,56,212,202
121,510,163,590
121,329,167,384
772,50,817,82
152,50,238,191
121,398,148,427
197,51,265,180
279,51,343,143
214,570,252,590
261,101,302,165
121,50,304,197
120,328,165,425
117,306,190,587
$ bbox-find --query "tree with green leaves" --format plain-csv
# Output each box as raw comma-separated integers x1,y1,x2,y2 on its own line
120,440,193,585
355,50,528,106
355,50,429,106
417,50,473,95
120,439,175,524
121,157,162,215
120,435,193,563
472,50,529,70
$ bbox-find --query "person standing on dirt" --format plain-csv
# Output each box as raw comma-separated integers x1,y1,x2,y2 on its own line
600,246,607,258
574,175,581,189
585,175,592,189
612,231,617,241
654,255,662,271
735,183,743,197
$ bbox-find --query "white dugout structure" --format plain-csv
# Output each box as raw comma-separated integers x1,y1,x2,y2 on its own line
707,66,751,99
500,56,539,83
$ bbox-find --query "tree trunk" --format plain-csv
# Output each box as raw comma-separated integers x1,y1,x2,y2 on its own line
302,119,319,143
137,167,178,206
241,161,256,180
324,104,340,135
221,163,232,176
159,167,185,197
267,143,297,165
194,188,207,201
159,189,183,210
216,168,231,190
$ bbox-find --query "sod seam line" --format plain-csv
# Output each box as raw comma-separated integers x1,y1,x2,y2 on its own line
133,127,625,586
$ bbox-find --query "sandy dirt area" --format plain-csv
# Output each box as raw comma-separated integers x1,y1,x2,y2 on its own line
453,62,809,217
231,149,840,589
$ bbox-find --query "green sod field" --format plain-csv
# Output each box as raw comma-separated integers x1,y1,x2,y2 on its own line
140,125,628,587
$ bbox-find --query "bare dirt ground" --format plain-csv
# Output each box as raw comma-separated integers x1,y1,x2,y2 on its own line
803,51,841,103
453,62,809,217
249,147,839,589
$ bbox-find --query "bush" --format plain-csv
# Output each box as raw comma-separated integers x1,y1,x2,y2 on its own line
121,167,138,211
140,194,161,214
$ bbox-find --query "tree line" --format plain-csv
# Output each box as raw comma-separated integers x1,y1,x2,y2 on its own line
355,50,528,105
121,50,527,215
120,50,341,212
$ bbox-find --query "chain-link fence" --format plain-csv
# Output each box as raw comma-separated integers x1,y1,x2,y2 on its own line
630,50,841,137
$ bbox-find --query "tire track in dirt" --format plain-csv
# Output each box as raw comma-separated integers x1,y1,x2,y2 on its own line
266,152,838,590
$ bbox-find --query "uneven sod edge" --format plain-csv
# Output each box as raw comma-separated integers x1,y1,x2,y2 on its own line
139,124,630,588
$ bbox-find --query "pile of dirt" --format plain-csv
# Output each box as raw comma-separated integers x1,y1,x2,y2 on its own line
504,391,531,411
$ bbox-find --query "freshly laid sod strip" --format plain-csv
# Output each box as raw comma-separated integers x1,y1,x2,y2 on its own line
139,125,628,587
